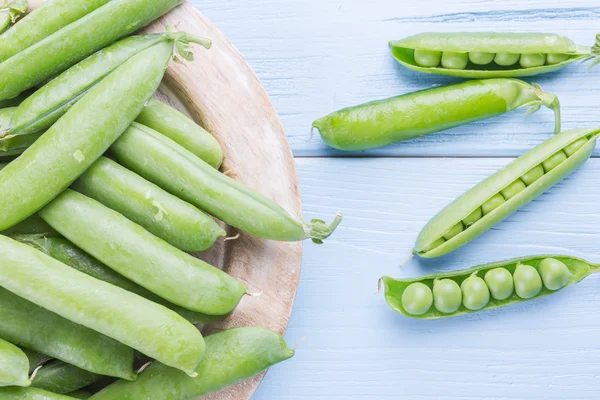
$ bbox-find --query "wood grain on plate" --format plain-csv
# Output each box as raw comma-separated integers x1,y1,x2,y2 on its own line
27,1,302,399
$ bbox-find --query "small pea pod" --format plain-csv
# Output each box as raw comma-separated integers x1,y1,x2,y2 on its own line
0,39,174,231
382,255,597,319
391,32,600,78
32,361,102,394
0,387,78,399
0,0,183,101
0,287,135,380
415,127,599,258
0,0,27,35
0,0,111,62
16,235,224,325
89,327,294,400
111,123,343,243
0,338,31,387
313,79,560,151
0,235,206,376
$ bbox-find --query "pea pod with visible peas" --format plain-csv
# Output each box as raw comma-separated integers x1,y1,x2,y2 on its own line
382,255,594,319
89,327,294,400
0,0,27,35
414,127,599,258
313,79,560,151
0,338,31,387
0,387,78,399
32,360,102,394
0,235,206,376
390,32,600,78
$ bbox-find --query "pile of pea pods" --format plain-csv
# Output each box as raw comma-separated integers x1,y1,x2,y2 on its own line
0,0,349,398
313,31,600,319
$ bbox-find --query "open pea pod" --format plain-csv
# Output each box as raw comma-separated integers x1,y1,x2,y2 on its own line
390,32,600,78
415,127,599,258
382,255,598,319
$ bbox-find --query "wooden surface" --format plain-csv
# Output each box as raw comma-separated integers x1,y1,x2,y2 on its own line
190,0,600,399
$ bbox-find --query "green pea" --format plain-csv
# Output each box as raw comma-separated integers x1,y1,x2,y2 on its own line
461,274,490,311
481,193,505,215
564,137,588,157
500,179,526,200
443,222,464,240
513,264,542,299
546,53,570,65
469,52,495,65
401,283,433,316
441,52,469,69
542,150,568,172
422,237,446,253
519,53,546,68
520,164,544,186
413,49,441,67
539,258,572,291
433,279,462,314
494,53,520,66
484,268,514,300
462,207,482,227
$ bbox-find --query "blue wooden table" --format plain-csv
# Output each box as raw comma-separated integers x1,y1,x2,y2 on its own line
195,1,600,398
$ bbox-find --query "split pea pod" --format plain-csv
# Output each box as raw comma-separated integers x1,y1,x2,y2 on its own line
382,255,597,319
39,189,247,316
112,123,343,243
313,79,560,151
17,235,224,325
0,0,27,35
391,32,600,78
89,328,294,400
415,127,599,258
0,338,31,387
71,157,225,252
0,39,173,231
0,0,111,62
32,361,102,394
0,286,135,380
0,235,206,376
0,0,183,101
0,387,78,399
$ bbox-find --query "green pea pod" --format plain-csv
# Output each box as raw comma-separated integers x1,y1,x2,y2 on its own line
383,255,597,319
0,387,78,399
21,349,52,375
136,98,223,169
0,338,31,387
0,235,206,376
0,0,183,101
313,79,560,151
0,214,58,237
71,157,225,252
415,127,599,258
0,0,111,62
0,108,39,156
40,190,246,316
69,391,92,399
112,123,343,243
89,327,294,400
391,32,600,78
32,361,102,394
0,0,27,35
0,287,135,380
16,235,225,325
0,39,173,232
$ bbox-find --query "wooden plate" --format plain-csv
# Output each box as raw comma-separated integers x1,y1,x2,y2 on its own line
28,1,303,399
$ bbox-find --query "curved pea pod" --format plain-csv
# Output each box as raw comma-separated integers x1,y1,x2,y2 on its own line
89,327,294,400
112,123,343,243
136,98,223,168
0,0,111,62
382,255,598,319
0,387,79,399
0,338,31,387
390,32,600,78
40,190,247,316
0,0,27,35
313,79,561,151
0,287,135,380
0,0,183,101
0,235,206,376
32,361,102,394
0,40,173,231
17,235,225,325
415,127,600,258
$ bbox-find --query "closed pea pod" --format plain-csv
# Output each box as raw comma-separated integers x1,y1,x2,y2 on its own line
414,127,599,258
0,338,31,387
0,387,78,399
31,361,102,394
312,79,561,151
390,32,600,78
383,255,599,319
0,0,27,35
21,350,51,375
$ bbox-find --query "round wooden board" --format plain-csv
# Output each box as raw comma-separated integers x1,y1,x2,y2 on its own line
27,1,303,399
